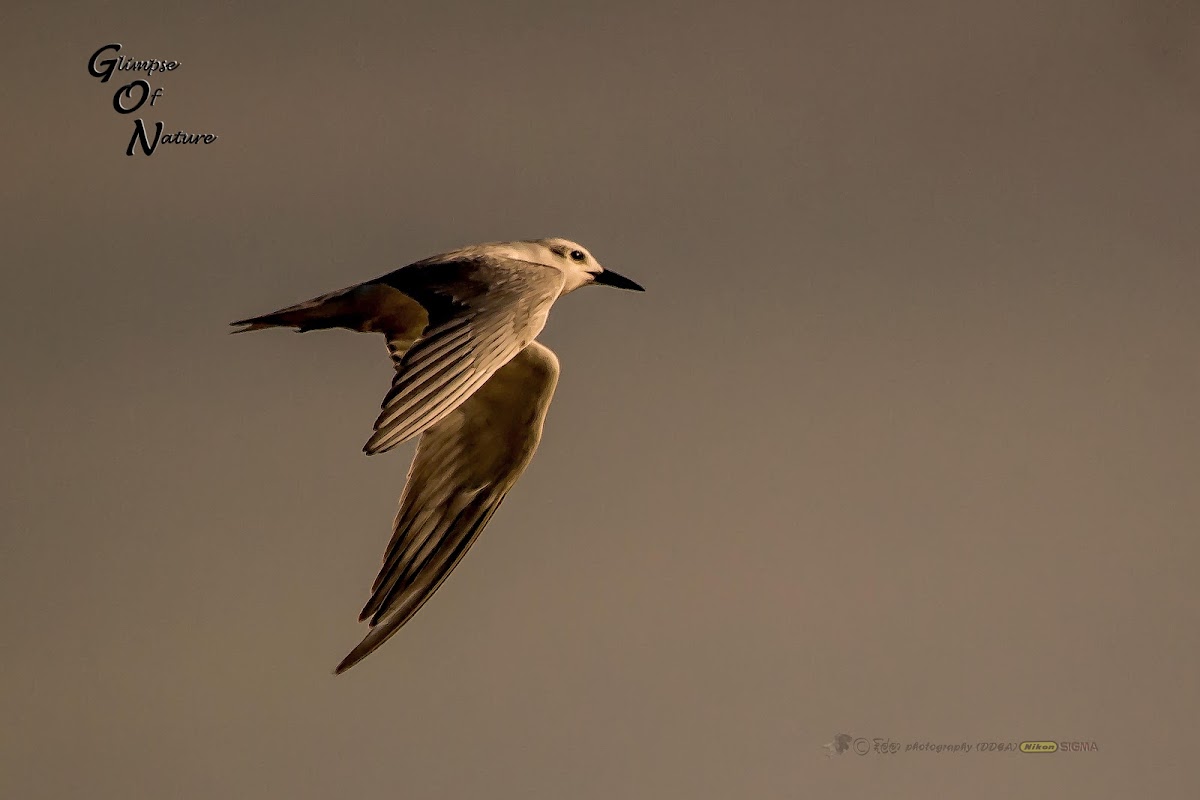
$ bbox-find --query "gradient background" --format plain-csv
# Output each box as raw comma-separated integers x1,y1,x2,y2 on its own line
3,1,1198,797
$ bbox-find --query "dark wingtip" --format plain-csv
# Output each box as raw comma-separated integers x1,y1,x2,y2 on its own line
362,432,390,456
334,643,371,675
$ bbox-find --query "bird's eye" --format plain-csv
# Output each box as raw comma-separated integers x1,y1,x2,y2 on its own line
569,250,586,262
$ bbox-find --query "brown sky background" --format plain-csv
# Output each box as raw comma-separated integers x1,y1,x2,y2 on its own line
2,1,1198,797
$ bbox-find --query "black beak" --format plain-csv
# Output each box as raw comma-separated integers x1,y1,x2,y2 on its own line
591,268,645,292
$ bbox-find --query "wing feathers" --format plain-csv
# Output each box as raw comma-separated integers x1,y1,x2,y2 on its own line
363,258,562,454
238,254,568,674
336,342,560,674
335,495,505,674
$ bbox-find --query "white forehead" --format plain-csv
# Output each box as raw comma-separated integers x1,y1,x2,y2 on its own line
477,238,591,265
528,238,591,263
533,237,587,254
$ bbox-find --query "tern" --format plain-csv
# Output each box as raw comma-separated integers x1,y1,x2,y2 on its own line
232,238,644,673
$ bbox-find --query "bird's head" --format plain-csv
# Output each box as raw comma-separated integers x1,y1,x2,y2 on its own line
501,238,645,295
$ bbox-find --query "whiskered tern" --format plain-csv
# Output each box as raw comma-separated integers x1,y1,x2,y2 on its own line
232,238,644,673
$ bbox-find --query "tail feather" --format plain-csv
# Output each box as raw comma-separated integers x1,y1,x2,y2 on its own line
231,286,364,334
230,283,430,337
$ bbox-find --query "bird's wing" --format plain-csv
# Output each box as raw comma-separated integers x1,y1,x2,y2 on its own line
335,341,560,673
363,256,564,455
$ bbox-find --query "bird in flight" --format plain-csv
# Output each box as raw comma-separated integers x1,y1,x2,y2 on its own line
232,238,644,673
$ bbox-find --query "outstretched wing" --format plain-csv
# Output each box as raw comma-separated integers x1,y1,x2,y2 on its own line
363,257,564,455
335,342,561,673
230,254,564,448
